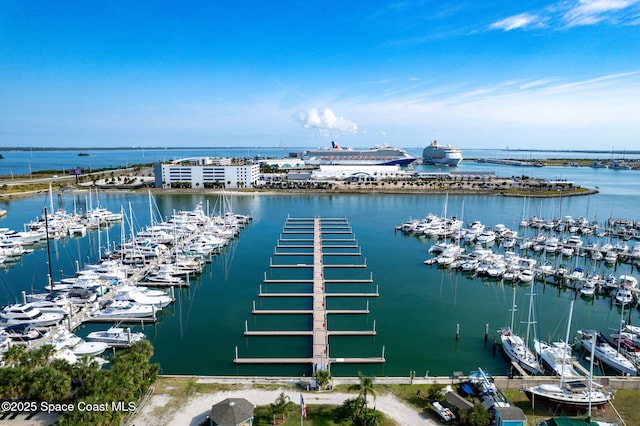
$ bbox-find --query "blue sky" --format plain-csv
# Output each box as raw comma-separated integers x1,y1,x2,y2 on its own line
1,1,639,150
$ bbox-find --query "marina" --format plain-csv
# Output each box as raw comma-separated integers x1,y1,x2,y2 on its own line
1,153,640,378
0,195,253,368
234,216,385,370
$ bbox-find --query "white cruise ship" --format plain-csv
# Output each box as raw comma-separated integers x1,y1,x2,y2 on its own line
301,141,416,166
422,140,463,166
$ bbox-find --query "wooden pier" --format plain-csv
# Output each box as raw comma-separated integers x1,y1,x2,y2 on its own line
235,217,385,370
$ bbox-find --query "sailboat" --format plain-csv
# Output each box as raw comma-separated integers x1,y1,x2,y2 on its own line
525,301,613,409
578,329,637,376
534,302,582,378
497,287,541,375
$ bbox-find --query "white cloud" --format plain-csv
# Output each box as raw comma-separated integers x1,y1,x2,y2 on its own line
323,70,640,149
489,13,540,31
563,0,639,26
293,107,358,136
490,0,640,31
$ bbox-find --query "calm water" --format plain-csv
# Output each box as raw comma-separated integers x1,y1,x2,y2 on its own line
1,165,639,378
2,147,640,176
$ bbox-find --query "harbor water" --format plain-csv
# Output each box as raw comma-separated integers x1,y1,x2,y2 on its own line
1,157,640,378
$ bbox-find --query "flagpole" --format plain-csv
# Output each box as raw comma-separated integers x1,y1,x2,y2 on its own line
300,392,306,425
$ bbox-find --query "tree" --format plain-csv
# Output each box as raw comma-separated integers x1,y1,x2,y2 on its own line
269,391,291,422
30,366,71,402
350,371,376,409
3,344,28,367
460,403,491,426
0,367,30,400
313,369,332,390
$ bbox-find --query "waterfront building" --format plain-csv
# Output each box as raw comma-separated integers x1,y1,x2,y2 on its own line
154,160,260,189
311,165,409,181
257,158,307,169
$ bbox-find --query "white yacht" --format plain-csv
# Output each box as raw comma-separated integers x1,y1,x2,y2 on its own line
92,301,156,320
518,269,535,283
87,327,146,348
614,287,634,306
114,288,173,308
534,340,581,378
476,229,496,245
579,279,597,298
52,328,109,357
1,303,64,327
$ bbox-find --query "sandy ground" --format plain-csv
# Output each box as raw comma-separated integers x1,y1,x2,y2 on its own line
129,385,440,426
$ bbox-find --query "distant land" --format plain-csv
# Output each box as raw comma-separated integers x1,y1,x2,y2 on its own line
0,146,290,151
1,146,639,155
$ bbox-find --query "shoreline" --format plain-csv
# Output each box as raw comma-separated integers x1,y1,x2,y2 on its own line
0,186,599,200
137,186,599,198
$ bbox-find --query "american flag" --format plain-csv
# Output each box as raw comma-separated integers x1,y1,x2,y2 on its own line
300,393,307,417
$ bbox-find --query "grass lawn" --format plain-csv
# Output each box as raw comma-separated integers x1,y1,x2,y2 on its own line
252,404,398,426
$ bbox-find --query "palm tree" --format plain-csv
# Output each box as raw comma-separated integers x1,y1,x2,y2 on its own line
313,369,332,390
270,391,291,421
3,344,28,368
30,366,71,402
350,371,376,409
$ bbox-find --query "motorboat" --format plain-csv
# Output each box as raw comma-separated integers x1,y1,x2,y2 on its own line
92,300,156,320
1,303,64,327
0,324,47,342
535,339,581,378
614,287,634,306
113,288,173,308
66,287,99,304
580,280,597,298
476,230,496,245
146,271,185,285
619,274,638,288
518,269,535,283
52,328,109,357
86,326,146,348
568,267,584,281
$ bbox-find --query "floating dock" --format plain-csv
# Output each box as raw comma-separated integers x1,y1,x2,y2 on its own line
235,216,385,371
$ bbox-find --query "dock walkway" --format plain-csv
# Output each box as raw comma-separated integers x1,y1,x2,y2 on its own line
235,217,385,370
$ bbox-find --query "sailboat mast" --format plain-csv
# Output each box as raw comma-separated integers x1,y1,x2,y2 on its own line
48,183,54,213
44,207,53,294
559,300,574,387
510,288,517,331
525,286,535,346
148,189,154,227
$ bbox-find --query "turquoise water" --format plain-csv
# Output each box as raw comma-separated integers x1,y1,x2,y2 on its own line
1,166,640,377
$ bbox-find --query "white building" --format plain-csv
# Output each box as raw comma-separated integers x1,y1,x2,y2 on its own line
154,161,260,189
258,158,307,169
311,165,409,181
